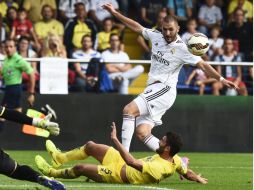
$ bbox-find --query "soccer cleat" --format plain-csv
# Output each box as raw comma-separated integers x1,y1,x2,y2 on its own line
37,175,66,190
35,155,53,176
37,114,60,136
180,157,189,180
41,104,57,120
46,140,63,168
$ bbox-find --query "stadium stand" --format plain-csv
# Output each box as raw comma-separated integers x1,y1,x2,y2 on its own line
0,0,252,96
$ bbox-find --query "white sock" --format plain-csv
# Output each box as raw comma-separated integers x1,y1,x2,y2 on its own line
121,114,135,152
143,134,160,152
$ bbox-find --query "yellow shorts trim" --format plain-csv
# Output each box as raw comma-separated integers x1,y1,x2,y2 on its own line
97,147,125,184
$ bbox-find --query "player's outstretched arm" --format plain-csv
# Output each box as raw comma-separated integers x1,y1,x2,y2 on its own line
196,60,239,90
111,122,143,171
0,106,60,136
102,3,144,34
183,169,208,184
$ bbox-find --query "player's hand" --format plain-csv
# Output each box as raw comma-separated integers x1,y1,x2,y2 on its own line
27,94,35,107
196,174,208,184
111,122,118,141
39,114,60,136
102,3,117,14
221,78,239,90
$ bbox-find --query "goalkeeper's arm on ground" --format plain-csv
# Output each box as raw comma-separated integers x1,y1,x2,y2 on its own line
0,106,60,136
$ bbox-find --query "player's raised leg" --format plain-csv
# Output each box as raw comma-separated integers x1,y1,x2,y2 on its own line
121,101,140,151
135,123,160,152
46,140,111,167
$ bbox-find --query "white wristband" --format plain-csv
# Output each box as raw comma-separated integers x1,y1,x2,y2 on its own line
219,76,225,82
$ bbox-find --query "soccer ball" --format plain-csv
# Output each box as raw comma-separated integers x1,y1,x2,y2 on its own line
187,33,209,56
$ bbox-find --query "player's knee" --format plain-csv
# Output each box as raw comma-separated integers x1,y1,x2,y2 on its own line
123,104,132,115
73,164,86,175
135,129,150,141
85,141,95,151
123,103,138,116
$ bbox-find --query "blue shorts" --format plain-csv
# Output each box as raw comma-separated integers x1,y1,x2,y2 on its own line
2,84,22,109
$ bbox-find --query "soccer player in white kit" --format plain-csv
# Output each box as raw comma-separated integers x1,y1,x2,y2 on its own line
102,3,239,152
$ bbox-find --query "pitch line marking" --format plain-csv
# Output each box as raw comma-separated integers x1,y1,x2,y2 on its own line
0,184,175,190
191,166,252,169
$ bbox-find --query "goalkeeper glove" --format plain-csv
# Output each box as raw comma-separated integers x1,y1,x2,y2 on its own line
32,114,60,136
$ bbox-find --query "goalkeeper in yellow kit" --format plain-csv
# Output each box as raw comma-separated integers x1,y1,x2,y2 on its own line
35,122,208,185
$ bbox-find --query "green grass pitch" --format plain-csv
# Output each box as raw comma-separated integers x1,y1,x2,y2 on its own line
0,151,252,190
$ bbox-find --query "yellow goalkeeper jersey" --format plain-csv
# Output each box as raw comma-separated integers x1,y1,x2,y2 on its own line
126,154,187,184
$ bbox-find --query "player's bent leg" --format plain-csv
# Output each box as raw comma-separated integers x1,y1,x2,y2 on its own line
46,140,88,168
85,141,111,163
123,101,140,116
73,164,103,182
136,124,160,152
121,101,140,152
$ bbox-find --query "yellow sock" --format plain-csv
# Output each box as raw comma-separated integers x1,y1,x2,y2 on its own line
57,146,88,164
50,168,78,179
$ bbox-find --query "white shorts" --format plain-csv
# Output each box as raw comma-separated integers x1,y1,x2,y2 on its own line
134,82,176,127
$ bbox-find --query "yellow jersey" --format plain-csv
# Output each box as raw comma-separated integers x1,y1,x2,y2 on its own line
34,19,64,39
23,0,57,23
228,0,253,19
72,20,92,48
126,154,187,184
96,29,119,51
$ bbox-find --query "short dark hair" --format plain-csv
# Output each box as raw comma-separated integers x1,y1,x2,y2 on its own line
18,36,30,43
163,15,179,25
109,33,120,41
5,38,15,44
81,34,92,42
74,2,85,8
42,4,53,13
166,132,183,156
103,17,114,25
18,7,27,13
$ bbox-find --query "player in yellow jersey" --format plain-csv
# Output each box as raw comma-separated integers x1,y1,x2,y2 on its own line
35,122,208,185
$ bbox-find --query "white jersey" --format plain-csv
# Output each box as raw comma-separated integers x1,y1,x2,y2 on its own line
142,28,202,88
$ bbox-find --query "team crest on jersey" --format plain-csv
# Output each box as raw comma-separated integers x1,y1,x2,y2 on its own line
170,48,176,54
155,42,158,46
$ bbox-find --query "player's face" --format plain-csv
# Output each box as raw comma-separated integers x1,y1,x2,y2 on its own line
5,41,16,56
161,21,179,44
156,136,168,154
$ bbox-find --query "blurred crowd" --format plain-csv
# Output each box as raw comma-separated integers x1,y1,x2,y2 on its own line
0,0,252,95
